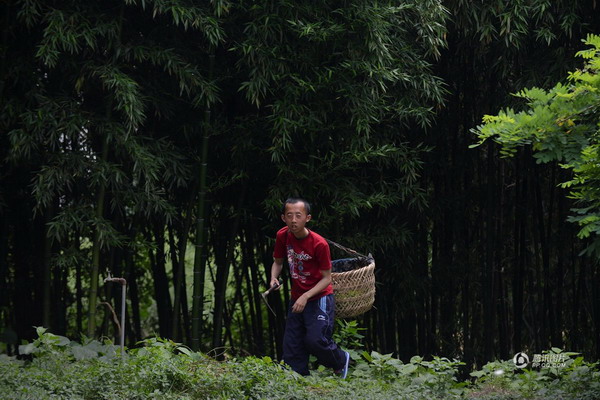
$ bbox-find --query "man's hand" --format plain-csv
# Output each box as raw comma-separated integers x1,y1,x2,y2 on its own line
292,294,308,313
269,277,281,290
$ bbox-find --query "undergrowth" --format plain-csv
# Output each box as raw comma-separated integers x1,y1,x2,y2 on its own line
1,326,599,399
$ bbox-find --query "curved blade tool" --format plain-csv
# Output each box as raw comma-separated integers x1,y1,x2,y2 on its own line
261,281,281,317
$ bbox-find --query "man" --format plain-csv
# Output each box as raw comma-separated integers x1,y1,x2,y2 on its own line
270,197,350,377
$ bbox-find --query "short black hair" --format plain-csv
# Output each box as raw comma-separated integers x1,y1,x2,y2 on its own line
281,197,311,215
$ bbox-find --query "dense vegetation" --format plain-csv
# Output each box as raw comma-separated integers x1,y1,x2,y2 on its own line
2,328,600,400
2,0,600,381
475,34,600,255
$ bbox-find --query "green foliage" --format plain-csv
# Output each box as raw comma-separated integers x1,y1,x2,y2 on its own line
17,327,118,361
352,352,466,398
333,319,366,357
469,349,600,400
2,330,600,399
226,0,449,255
3,0,209,258
1,0,450,343
473,34,600,255
454,1,567,45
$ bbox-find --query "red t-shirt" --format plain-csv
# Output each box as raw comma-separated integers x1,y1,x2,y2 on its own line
273,226,333,301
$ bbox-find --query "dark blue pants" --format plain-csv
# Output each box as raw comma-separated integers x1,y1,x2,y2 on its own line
282,294,346,375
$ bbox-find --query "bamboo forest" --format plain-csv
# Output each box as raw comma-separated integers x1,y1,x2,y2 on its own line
2,1,600,399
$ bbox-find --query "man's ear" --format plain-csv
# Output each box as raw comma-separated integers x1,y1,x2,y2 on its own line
306,214,312,223
281,214,286,223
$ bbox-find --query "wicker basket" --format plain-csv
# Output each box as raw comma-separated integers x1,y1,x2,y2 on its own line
331,258,376,318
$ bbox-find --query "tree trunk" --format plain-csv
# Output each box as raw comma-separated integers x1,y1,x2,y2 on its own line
513,153,526,354
212,203,244,353
55,258,68,336
171,216,193,342
0,215,8,329
191,55,213,349
483,142,496,361
242,234,262,354
211,226,229,355
430,214,440,356
534,162,553,348
42,202,55,329
126,240,142,343
75,237,83,334
148,222,173,338
417,223,429,356
87,136,109,337
554,182,566,349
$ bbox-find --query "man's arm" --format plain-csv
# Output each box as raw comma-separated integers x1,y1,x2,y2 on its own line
270,258,284,289
291,269,332,313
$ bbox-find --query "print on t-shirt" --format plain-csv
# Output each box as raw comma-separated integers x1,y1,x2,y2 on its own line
287,246,312,284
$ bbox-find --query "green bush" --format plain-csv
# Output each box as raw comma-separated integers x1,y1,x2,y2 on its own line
2,329,599,399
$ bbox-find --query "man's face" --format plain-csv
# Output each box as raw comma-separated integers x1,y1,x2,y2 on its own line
281,201,311,236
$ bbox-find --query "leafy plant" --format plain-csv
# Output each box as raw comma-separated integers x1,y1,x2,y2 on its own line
468,348,600,400
18,327,118,362
473,34,600,256
3,331,600,399
333,319,366,360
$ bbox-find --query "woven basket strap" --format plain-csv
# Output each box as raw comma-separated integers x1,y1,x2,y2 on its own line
325,238,368,258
